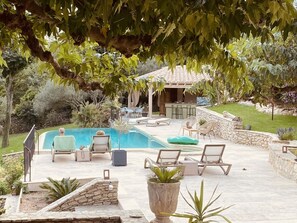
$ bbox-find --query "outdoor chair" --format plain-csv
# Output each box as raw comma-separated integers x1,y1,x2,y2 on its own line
181,116,198,136
52,135,76,162
146,118,171,127
144,149,182,168
188,120,217,140
185,144,232,175
89,135,111,160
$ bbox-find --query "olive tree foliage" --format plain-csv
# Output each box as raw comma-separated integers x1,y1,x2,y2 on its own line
136,58,165,76
33,80,88,117
0,0,296,96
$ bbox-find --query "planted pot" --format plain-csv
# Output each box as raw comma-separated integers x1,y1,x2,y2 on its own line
147,180,180,223
112,150,127,166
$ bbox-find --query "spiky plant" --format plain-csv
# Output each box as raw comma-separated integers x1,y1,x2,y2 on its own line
171,180,233,223
149,166,183,183
40,177,80,202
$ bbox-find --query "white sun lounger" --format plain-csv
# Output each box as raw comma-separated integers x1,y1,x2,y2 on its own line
146,118,171,127
128,117,150,124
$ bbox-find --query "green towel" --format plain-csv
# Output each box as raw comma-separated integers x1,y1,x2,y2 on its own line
53,136,76,151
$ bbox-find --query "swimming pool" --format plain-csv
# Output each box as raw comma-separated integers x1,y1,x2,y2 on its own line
42,128,165,149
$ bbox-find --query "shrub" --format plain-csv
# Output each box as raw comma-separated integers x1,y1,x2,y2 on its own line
199,119,207,126
40,177,80,202
0,166,6,180
0,181,10,195
277,128,295,140
3,157,23,190
12,180,23,195
33,81,78,117
43,108,72,127
14,89,38,127
0,197,6,216
72,102,110,127
0,97,6,123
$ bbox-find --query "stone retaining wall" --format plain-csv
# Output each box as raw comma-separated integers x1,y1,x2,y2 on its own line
233,130,275,148
39,178,118,212
0,210,148,223
269,144,297,183
1,152,23,161
196,107,276,148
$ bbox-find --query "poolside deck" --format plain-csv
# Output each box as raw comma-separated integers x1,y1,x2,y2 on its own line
25,120,297,222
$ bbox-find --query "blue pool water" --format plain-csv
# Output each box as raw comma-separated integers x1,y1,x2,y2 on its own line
43,128,165,149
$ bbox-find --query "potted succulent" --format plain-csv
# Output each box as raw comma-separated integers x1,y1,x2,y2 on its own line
147,166,183,223
171,180,233,223
111,118,132,166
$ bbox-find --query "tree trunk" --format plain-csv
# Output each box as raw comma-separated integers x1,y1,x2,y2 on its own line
271,101,274,121
2,74,13,148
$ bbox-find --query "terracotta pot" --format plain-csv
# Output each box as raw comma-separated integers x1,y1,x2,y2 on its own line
147,180,180,223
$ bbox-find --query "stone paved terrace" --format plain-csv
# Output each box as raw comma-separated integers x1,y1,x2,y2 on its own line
9,120,297,222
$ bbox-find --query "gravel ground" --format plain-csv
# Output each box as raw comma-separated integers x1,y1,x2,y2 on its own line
19,191,50,212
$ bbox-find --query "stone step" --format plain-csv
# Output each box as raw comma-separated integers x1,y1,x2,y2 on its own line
75,204,121,212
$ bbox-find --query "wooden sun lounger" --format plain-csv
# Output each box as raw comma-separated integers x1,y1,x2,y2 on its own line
146,118,171,127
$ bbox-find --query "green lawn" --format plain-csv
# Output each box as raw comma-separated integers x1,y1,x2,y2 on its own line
208,103,297,139
0,123,76,156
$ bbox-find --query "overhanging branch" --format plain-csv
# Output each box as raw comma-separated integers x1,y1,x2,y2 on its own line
0,10,102,91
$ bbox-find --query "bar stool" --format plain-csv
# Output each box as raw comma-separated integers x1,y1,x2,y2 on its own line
172,105,183,119
187,106,196,117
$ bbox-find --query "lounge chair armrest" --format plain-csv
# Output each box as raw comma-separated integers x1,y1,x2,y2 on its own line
144,157,158,169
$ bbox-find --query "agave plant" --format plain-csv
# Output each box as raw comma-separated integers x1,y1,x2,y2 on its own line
172,180,233,223
149,166,183,183
40,177,80,202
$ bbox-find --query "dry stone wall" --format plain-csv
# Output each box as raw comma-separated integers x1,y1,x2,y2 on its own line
39,178,118,212
0,210,148,223
0,178,149,222
269,144,297,183
196,107,275,148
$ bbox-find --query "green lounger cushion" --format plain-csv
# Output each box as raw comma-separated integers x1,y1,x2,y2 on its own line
53,136,76,151
167,136,199,145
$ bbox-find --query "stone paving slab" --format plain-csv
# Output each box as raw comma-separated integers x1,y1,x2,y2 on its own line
6,119,297,223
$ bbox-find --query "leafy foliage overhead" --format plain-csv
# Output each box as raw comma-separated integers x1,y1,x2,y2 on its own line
231,33,297,104
0,1,296,93
0,50,28,77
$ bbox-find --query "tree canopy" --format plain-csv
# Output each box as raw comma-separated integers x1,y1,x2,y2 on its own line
0,0,296,94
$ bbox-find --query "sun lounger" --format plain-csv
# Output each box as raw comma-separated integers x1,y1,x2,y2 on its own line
128,117,150,124
52,136,76,162
144,149,181,168
146,118,171,127
89,135,111,160
185,144,232,175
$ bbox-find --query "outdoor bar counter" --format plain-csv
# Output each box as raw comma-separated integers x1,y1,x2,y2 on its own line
165,103,197,119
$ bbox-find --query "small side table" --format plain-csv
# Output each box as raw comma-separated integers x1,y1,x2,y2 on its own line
180,160,198,176
75,149,91,162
